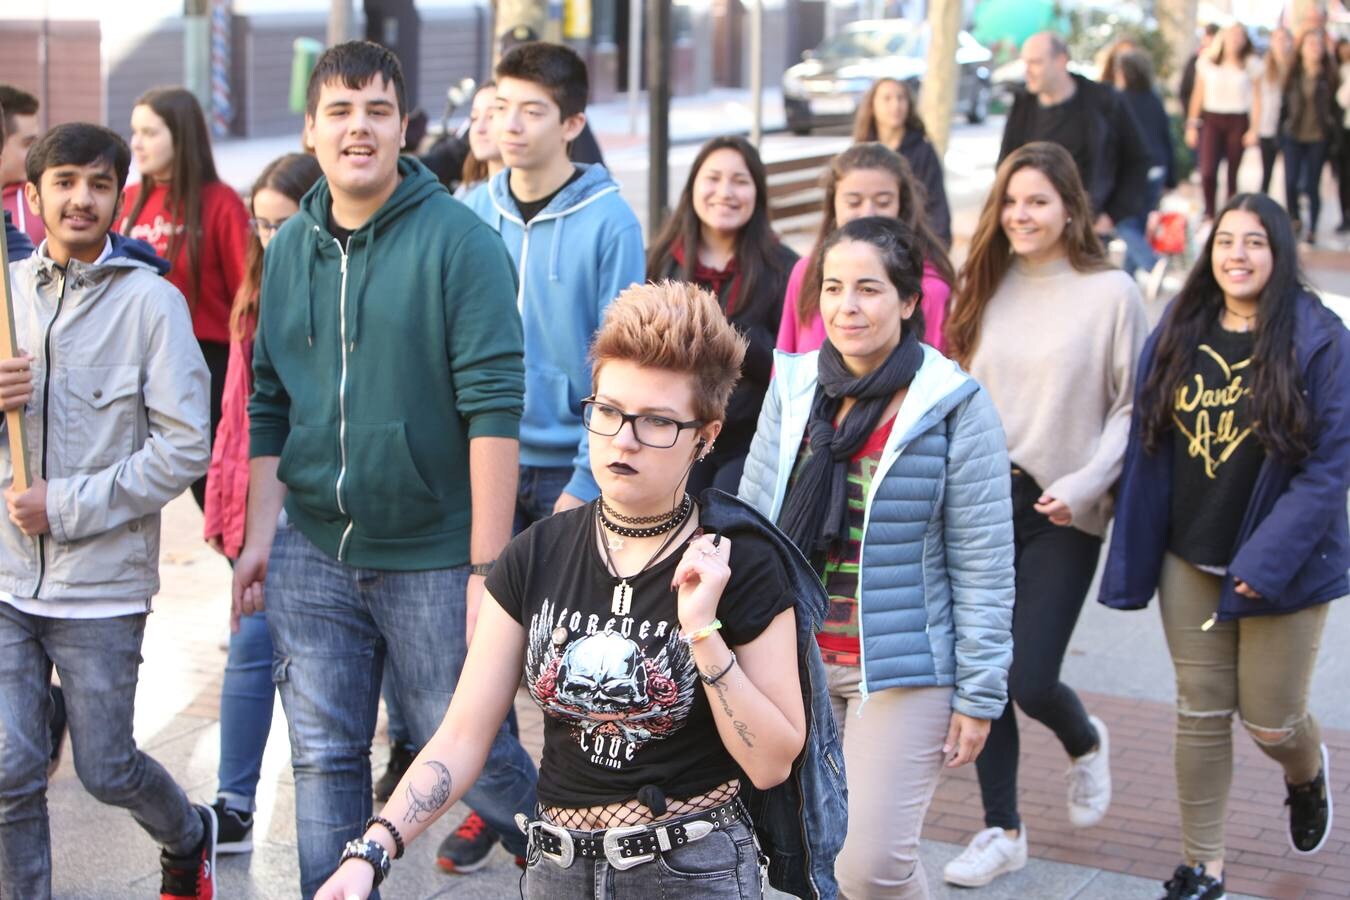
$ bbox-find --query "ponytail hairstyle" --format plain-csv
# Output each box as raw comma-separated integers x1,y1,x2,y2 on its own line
796,142,953,327
1138,193,1311,462
124,87,220,312
818,215,927,342
230,153,323,340
945,142,1109,367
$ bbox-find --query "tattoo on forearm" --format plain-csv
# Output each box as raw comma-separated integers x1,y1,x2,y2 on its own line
706,666,756,748
402,761,452,824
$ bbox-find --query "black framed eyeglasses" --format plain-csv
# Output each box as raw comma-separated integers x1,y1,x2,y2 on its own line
580,398,704,449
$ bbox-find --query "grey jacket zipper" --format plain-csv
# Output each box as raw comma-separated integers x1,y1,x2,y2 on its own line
34,270,68,598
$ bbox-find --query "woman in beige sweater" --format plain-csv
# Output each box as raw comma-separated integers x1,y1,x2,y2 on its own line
940,142,1148,889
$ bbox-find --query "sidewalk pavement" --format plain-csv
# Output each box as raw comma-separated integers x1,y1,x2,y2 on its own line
41,97,1350,898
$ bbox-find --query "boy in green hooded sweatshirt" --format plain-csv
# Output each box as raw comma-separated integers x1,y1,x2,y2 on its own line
233,41,538,897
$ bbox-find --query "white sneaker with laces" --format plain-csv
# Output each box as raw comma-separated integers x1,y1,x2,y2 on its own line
943,825,1028,887
1067,714,1112,827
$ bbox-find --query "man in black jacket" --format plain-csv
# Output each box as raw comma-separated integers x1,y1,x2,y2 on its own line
998,31,1150,236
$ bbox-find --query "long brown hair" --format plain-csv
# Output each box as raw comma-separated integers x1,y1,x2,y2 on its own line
796,142,954,327
646,135,782,319
123,87,220,312
851,77,926,144
945,142,1110,367
460,81,496,189
230,153,323,341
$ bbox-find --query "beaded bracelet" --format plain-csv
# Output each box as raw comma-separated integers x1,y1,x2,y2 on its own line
365,815,406,859
681,618,723,644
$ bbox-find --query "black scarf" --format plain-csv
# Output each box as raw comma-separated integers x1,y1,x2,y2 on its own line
778,331,924,562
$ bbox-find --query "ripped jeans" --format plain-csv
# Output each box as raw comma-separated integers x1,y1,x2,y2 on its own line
1158,553,1330,863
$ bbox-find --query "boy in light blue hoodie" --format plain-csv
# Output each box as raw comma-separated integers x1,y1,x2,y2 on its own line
465,41,645,523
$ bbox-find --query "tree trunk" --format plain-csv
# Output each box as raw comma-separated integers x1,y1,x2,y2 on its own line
918,0,959,157
1155,0,1198,91
329,0,353,46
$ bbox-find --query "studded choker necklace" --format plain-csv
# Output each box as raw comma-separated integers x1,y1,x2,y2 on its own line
598,494,692,543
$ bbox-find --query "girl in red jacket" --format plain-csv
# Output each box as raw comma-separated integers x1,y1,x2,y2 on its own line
120,87,249,508
201,151,321,854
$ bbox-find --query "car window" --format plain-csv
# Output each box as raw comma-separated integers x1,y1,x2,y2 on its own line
817,27,911,59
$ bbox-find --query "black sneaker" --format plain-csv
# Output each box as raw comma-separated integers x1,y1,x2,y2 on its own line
160,803,217,899
373,742,416,802
436,810,499,873
210,797,254,855
1286,742,1333,855
1159,863,1225,900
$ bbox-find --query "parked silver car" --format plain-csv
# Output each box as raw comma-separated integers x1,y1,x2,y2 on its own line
783,19,994,135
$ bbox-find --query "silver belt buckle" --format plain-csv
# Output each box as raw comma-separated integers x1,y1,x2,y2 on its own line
529,819,575,868
602,823,656,871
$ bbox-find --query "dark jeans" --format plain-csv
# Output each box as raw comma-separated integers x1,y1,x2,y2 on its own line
1199,111,1249,219
974,469,1102,831
1260,136,1281,195
0,606,203,899
1337,130,1350,225
1282,137,1329,234
516,464,574,532
189,338,228,510
1116,171,1165,277
265,522,538,898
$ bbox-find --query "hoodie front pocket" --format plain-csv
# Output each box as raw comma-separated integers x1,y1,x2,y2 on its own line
343,422,443,538
61,365,140,470
276,424,341,520
521,366,575,439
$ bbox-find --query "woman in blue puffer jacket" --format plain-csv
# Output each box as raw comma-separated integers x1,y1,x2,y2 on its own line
740,216,1014,899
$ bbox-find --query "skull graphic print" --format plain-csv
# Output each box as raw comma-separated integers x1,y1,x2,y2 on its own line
527,598,696,764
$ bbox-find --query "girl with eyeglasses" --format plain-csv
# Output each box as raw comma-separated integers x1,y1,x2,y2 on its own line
120,87,250,510
201,151,322,856
317,282,827,900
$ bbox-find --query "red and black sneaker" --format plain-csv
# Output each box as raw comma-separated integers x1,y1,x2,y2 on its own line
160,803,218,899
436,810,499,873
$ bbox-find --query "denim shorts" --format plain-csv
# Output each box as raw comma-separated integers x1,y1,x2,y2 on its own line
522,808,764,899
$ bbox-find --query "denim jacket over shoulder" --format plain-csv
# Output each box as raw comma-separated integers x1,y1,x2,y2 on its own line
739,346,1015,720
699,489,846,900
1099,291,1350,620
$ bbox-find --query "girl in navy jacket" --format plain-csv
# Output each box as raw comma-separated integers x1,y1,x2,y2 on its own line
1100,193,1350,900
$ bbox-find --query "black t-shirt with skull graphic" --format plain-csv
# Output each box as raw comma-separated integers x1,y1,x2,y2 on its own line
487,500,793,810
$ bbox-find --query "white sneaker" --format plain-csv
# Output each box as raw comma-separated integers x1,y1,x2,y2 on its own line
1067,714,1112,827
943,826,1028,887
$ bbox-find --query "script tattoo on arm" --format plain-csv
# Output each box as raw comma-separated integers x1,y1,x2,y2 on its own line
402,761,453,824
704,663,756,748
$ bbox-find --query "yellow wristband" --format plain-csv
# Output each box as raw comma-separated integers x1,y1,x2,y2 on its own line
681,618,723,644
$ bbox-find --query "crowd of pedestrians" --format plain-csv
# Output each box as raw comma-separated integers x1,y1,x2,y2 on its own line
0,15,1346,900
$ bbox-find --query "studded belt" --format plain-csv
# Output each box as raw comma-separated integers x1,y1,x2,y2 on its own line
516,797,748,871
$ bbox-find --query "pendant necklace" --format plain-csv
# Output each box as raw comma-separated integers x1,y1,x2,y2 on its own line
596,498,692,616
1223,304,1258,332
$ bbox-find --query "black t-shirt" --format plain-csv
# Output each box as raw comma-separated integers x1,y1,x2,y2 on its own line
1026,94,1095,194
1169,322,1265,568
511,167,584,224
326,204,354,248
486,502,793,809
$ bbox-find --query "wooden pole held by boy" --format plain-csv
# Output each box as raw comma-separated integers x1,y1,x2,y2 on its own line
0,226,32,491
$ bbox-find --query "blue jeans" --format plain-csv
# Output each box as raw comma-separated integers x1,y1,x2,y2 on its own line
265,521,538,898
1116,172,1165,277
523,814,763,899
0,605,203,899
217,610,277,812
1283,137,1330,234
516,464,574,532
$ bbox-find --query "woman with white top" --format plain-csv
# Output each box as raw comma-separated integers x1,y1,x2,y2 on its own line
1185,23,1262,221
1257,28,1294,195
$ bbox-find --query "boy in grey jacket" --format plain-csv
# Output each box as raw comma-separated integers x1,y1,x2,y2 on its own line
0,124,215,900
